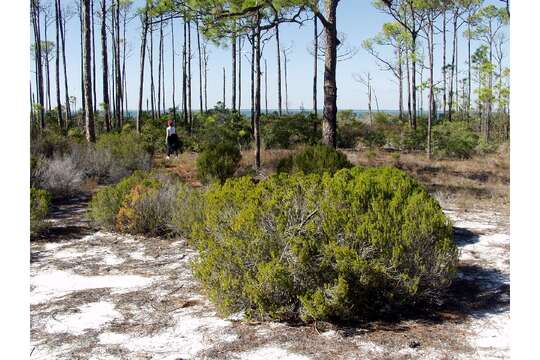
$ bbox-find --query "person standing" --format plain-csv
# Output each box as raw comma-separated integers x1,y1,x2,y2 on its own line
166,119,179,158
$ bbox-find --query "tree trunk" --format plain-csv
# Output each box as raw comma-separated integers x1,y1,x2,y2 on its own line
254,13,262,169
411,34,417,129
122,5,128,117
405,48,412,125
313,15,318,117
427,18,434,159
276,24,282,116
43,12,52,112
367,73,373,127
157,17,163,118
80,5,86,117
398,46,403,121
321,0,338,148
58,0,71,123
149,23,156,120
101,0,111,132
171,18,176,119
115,0,123,127
136,8,148,133
82,0,95,142
91,0,97,114
196,21,203,114
187,21,192,126
232,30,237,111
467,17,472,120
442,9,447,119
182,18,188,126
54,0,63,129
448,14,457,122
204,44,208,112
250,30,255,133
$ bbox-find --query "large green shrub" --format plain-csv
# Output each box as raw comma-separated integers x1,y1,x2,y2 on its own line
261,113,319,149
192,167,458,321
31,188,51,236
432,121,479,159
277,145,352,175
196,143,242,184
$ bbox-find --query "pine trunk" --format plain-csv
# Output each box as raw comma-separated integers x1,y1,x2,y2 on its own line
196,22,203,114
101,0,111,131
58,0,71,123
254,14,261,169
232,31,237,111
82,0,95,142
321,0,338,148
136,9,148,133
276,24,282,116
54,0,63,129
313,15,318,117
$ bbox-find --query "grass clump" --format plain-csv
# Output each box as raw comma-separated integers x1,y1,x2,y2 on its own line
191,167,458,321
277,144,353,175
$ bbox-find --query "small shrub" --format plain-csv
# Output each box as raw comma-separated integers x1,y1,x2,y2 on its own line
432,121,479,159
196,143,242,184
31,128,70,158
277,145,352,175
475,138,497,155
33,155,84,198
89,171,198,236
337,111,366,148
30,188,51,236
192,168,458,321
88,171,150,229
262,113,319,149
96,131,152,181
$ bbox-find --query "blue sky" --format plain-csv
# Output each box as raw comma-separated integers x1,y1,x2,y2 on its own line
31,0,508,111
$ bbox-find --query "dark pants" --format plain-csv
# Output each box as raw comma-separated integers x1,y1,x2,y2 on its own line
167,134,179,156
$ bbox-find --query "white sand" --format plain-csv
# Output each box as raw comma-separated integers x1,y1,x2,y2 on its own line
31,270,154,305
45,301,121,335
238,346,311,360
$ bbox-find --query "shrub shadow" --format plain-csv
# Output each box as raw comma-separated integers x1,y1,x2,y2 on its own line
453,226,480,246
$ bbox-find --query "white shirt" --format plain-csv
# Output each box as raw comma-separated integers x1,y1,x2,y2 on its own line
166,126,176,137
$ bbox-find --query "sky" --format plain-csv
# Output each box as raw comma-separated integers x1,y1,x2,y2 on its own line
30,0,509,112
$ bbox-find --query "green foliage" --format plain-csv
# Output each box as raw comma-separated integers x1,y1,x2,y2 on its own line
261,113,319,149
192,168,458,321
31,128,70,158
89,171,189,236
277,145,353,175
336,111,366,148
194,111,252,152
30,188,51,236
432,121,479,159
196,143,242,184
96,131,152,176
88,171,151,230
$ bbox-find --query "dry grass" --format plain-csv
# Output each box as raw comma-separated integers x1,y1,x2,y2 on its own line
154,146,508,215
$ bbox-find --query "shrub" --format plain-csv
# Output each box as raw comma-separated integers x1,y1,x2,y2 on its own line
96,131,152,181
261,113,319,149
171,185,204,237
88,171,151,229
33,155,84,198
192,168,458,321
337,111,366,148
30,188,51,236
31,128,70,158
196,143,242,184
432,121,479,159
195,112,252,152
89,171,197,236
277,145,352,175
